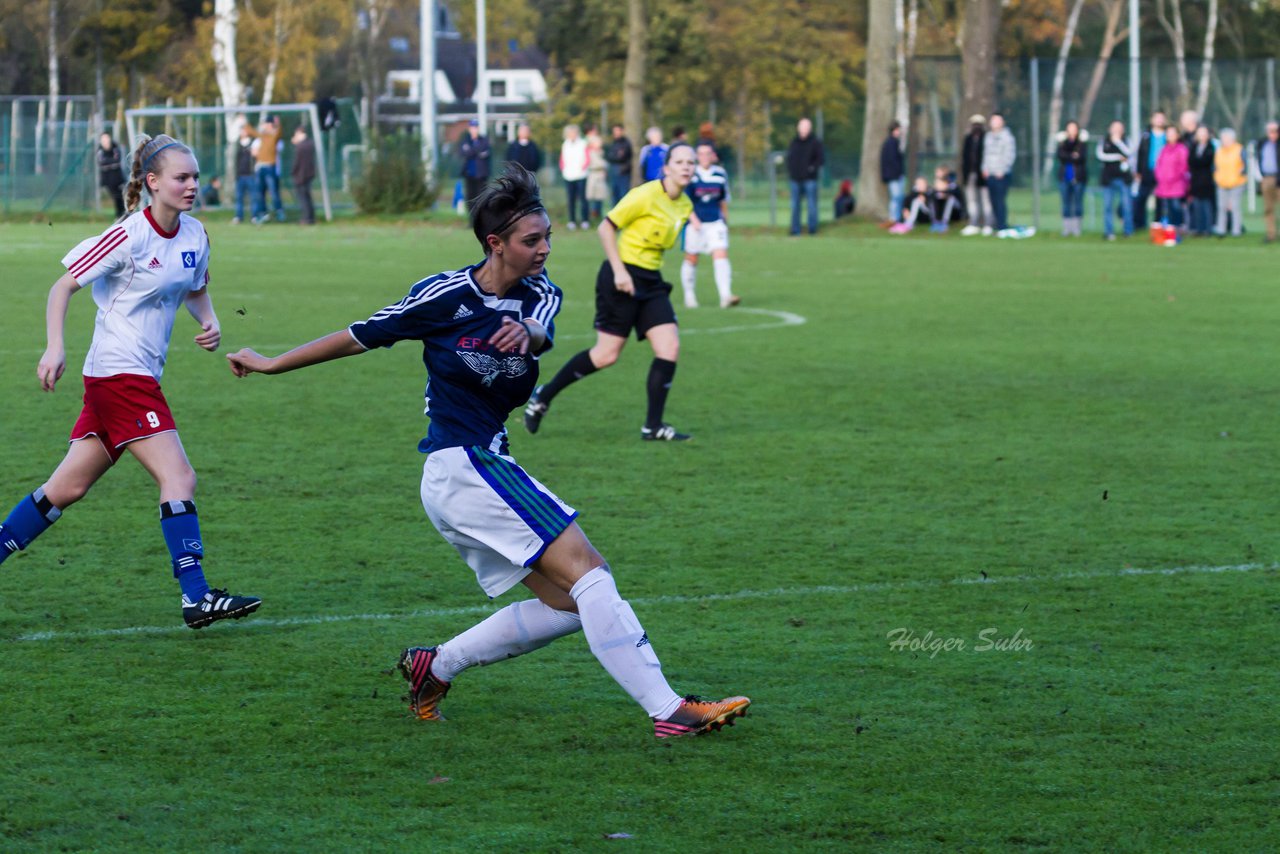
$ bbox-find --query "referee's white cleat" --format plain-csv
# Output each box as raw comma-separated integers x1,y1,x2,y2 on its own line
654,695,750,738
182,589,262,629
641,423,691,442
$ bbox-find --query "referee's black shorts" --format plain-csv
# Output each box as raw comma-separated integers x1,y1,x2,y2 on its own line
593,261,678,341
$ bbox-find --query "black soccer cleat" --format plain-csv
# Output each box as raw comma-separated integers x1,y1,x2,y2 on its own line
524,387,549,434
641,423,691,442
182,589,262,629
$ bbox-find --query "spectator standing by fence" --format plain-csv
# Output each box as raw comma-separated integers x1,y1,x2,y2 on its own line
960,116,992,235
1154,126,1189,229
879,122,905,223
1255,121,1280,243
1096,120,1133,241
1214,128,1247,237
1056,121,1087,237
253,115,284,224
504,123,543,175
460,119,492,211
290,125,317,225
1134,111,1168,229
605,124,633,204
560,123,590,230
96,133,126,218
982,113,1016,234
786,117,824,236
1186,127,1216,237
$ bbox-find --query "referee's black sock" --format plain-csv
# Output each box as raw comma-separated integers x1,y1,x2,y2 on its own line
645,358,677,429
540,349,598,404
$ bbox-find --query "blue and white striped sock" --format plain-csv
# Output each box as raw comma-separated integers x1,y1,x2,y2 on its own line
0,488,62,566
160,500,210,601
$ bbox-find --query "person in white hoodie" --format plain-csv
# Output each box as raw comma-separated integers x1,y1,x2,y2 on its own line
559,124,590,230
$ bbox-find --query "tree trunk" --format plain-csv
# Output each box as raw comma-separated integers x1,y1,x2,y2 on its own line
893,0,909,134
1077,0,1128,132
1194,0,1219,116
261,1,289,108
212,0,244,185
624,0,647,185
1042,0,1086,181
858,0,895,220
1156,0,1190,110
958,0,1000,152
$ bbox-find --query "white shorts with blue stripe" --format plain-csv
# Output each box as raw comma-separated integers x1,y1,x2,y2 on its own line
420,445,578,598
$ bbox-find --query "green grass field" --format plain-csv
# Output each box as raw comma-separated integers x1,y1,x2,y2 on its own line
1,216,1277,851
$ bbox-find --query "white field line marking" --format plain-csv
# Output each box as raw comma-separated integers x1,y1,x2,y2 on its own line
0,309,809,358
9,561,1272,643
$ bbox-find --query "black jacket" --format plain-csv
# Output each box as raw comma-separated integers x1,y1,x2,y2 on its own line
605,136,633,172
1187,142,1216,197
96,143,124,188
1095,137,1132,185
961,131,985,185
786,134,824,182
1056,137,1088,184
879,136,904,183
505,139,543,173
291,138,317,184
236,139,256,177
1135,129,1163,184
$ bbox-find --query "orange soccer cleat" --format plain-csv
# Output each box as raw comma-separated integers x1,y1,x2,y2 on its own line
653,695,750,738
397,646,452,721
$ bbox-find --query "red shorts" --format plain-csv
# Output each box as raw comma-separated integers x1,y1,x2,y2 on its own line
70,374,177,463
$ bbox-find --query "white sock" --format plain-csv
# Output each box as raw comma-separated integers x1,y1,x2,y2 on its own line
713,257,732,304
433,599,582,682
570,566,682,720
680,260,698,306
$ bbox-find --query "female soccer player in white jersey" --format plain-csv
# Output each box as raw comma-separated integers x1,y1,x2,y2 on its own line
524,142,697,441
0,134,261,629
225,165,748,738
680,141,739,309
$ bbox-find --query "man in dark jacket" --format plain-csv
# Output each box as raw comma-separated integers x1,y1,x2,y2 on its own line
879,121,905,222
605,124,634,204
96,132,126,218
960,115,991,234
504,123,542,175
786,117,825,235
233,119,259,224
291,125,318,225
459,119,491,209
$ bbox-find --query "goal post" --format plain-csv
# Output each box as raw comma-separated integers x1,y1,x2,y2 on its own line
125,102,333,222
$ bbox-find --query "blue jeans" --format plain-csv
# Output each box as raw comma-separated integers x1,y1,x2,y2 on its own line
790,179,818,234
564,178,587,222
235,175,258,220
1189,197,1213,234
1102,179,1133,237
608,168,631,205
886,177,905,222
255,165,283,219
1059,181,1084,217
1160,197,1184,227
987,174,1011,230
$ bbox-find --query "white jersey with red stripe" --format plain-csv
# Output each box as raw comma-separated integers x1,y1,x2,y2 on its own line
61,208,210,380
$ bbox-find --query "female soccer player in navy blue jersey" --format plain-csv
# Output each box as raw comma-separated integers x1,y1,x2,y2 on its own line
226,165,748,738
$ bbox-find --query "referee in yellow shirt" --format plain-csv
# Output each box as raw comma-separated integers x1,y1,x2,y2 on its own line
525,143,696,441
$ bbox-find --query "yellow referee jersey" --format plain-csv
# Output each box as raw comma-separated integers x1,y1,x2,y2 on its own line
606,179,693,271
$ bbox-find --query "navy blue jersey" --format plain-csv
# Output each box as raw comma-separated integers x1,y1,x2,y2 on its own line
687,164,729,223
348,263,562,455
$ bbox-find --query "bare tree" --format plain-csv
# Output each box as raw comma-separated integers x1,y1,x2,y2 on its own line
859,0,896,220
1155,0,1190,110
1194,0,1219,117
1042,0,1087,180
624,0,647,184
212,0,245,185
1077,0,1129,132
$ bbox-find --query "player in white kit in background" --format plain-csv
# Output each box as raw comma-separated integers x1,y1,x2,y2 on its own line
0,133,261,629
680,142,739,309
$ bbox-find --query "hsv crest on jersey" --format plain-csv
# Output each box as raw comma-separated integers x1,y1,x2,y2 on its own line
181,251,197,268
457,351,530,386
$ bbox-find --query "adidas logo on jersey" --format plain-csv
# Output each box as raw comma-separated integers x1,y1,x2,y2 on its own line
452,304,474,320
147,257,162,270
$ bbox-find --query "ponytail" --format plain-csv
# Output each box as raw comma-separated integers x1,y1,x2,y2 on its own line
122,133,192,219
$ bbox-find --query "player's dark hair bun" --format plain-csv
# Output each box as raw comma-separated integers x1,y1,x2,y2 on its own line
471,163,546,253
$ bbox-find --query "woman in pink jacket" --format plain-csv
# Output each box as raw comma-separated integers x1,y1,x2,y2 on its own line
1154,126,1189,228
